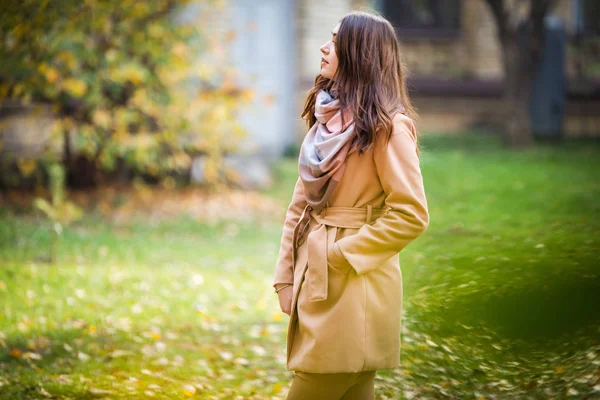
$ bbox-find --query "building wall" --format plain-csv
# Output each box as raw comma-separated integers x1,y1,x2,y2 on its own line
177,0,297,160
228,0,296,159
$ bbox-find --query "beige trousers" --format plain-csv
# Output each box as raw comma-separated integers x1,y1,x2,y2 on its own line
286,370,376,400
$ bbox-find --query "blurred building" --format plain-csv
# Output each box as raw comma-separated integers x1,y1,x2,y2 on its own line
290,0,599,141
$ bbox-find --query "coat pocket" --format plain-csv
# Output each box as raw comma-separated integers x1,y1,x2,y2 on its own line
327,241,352,274
327,225,358,275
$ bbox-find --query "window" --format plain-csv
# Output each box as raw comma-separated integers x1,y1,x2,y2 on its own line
382,0,462,39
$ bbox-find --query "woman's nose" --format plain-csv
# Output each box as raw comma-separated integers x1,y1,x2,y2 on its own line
320,43,328,55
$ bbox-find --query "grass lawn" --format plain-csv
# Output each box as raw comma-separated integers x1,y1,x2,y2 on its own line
0,133,599,399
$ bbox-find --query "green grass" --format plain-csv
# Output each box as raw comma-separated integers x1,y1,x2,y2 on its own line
0,133,599,399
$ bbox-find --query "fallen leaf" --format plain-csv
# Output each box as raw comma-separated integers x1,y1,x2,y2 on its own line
183,384,196,397
9,348,21,358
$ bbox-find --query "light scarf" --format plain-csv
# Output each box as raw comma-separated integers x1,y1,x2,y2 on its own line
298,89,356,213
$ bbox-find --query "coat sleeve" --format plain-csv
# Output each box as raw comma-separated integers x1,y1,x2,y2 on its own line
331,114,430,275
272,175,308,288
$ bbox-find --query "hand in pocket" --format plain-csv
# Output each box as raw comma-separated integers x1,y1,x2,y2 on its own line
327,242,352,274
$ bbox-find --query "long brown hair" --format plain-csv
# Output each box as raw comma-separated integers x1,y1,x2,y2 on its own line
301,10,420,157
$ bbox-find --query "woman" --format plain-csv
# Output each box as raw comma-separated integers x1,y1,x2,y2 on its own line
272,10,430,400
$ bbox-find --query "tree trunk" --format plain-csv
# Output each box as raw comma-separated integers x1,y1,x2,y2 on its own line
484,0,556,149
502,35,534,148
62,126,98,188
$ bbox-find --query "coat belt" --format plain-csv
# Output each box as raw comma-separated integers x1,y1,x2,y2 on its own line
292,203,387,302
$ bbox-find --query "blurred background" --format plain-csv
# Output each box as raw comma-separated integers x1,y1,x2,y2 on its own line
0,0,598,399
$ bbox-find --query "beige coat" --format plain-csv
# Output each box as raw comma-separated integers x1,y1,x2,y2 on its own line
273,112,430,373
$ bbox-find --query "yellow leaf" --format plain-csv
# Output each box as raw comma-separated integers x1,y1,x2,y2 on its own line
45,67,60,84
92,109,111,128
182,384,196,397
272,382,283,394
9,348,21,358
171,42,188,57
17,158,37,177
132,2,149,16
240,89,255,102
13,83,25,96
112,64,146,85
148,24,164,38
62,78,87,98
57,51,78,70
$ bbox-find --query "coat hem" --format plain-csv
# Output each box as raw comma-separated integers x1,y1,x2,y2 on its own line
285,363,399,374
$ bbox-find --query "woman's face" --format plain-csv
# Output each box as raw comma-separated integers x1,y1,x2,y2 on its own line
319,22,340,80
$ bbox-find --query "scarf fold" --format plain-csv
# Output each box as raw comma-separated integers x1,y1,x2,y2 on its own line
298,90,356,213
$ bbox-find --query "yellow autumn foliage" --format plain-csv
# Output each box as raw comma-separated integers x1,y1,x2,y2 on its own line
62,78,87,98
2,0,251,187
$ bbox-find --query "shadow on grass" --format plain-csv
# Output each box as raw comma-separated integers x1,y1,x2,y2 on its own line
478,275,600,341
420,260,600,353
